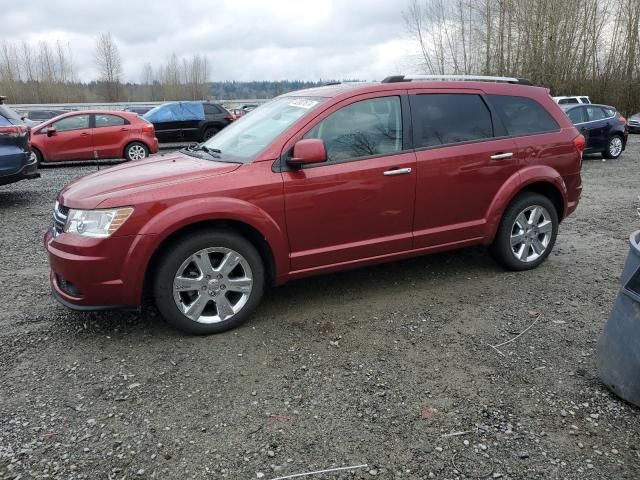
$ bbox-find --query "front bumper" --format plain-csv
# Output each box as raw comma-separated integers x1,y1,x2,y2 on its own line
44,228,156,310
627,125,640,134
0,153,40,186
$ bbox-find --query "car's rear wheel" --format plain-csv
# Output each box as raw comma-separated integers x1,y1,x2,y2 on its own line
202,128,218,142
491,192,558,271
603,135,624,159
124,142,149,161
153,230,265,335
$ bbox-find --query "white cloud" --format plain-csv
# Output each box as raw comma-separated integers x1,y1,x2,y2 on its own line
0,0,418,82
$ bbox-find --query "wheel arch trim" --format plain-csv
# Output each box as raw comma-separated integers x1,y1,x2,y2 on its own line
484,166,567,242
123,197,288,304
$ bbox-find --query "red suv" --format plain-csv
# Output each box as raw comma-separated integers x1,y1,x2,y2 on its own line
31,110,159,163
45,76,584,334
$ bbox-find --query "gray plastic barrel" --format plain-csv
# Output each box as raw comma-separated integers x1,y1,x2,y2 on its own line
596,230,640,407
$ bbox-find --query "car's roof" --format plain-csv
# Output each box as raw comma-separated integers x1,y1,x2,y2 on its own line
284,80,549,100
559,103,615,111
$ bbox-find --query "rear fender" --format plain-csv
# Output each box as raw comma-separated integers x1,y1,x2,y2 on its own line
484,166,567,242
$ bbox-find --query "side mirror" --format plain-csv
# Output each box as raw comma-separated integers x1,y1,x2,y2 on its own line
287,139,327,167
46,127,57,137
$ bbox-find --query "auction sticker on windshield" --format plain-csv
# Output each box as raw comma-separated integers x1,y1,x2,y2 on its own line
288,99,319,109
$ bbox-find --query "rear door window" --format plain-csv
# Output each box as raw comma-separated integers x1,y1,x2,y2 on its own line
489,95,560,136
566,107,585,124
305,96,403,162
585,106,608,122
580,97,590,104
95,114,127,127
410,93,493,148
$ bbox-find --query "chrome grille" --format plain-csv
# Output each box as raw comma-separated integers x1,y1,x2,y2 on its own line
52,201,69,236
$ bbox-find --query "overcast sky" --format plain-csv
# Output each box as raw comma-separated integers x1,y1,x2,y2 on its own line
1,0,419,83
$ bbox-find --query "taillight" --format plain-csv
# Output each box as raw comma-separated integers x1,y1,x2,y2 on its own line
0,125,27,138
618,115,626,124
226,114,234,122
142,124,154,134
573,134,586,156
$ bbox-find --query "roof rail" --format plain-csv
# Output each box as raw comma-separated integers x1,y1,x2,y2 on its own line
381,75,533,85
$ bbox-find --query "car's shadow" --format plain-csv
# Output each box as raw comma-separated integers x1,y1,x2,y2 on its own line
61,245,500,337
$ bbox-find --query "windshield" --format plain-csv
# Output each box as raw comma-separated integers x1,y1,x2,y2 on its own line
200,96,326,163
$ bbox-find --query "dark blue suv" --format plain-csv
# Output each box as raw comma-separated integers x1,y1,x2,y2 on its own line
561,103,628,159
0,98,39,186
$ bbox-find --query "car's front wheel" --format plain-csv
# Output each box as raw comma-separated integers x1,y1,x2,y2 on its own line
491,192,558,271
154,230,265,334
603,135,624,159
31,148,43,166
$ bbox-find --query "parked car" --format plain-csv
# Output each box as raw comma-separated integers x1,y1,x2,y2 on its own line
627,112,640,134
554,96,591,105
123,105,154,115
45,75,584,334
561,103,628,159
31,110,159,164
0,103,39,186
19,109,71,124
143,101,233,143
241,104,259,112
229,108,245,120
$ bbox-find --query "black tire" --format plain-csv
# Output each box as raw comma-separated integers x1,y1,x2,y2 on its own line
153,230,265,335
490,192,559,271
124,142,149,161
31,148,43,166
602,134,624,159
201,127,218,142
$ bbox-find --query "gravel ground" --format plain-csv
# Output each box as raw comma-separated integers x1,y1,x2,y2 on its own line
1,141,639,480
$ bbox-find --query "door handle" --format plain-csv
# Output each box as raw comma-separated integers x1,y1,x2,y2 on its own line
490,152,513,160
80,132,90,137
383,167,412,176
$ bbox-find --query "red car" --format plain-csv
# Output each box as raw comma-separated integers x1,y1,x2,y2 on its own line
45,76,584,334
31,110,159,163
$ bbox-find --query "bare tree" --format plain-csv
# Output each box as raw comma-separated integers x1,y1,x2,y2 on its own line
403,0,640,114
95,32,122,101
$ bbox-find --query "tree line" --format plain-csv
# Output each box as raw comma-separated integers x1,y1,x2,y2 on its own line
0,33,328,104
405,0,640,114
0,32,218,103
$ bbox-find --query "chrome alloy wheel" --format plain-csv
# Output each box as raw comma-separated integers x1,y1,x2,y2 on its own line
128,144,147,160
172,247,253,324
609,136,623,157
510,205,553,263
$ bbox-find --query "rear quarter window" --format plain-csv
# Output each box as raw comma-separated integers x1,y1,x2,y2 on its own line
204,104,224,115
489,95,560,136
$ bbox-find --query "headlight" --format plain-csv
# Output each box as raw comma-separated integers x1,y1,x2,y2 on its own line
64,207,134,238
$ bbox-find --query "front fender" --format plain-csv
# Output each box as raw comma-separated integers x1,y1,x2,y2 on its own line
484,166,567,242
123,197,289,303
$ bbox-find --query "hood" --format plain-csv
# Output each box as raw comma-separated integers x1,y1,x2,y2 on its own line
629,113,640,121
59,151,241,209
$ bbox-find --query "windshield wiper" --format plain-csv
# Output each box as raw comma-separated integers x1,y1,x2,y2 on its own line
183,143,222,159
